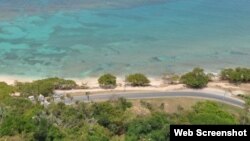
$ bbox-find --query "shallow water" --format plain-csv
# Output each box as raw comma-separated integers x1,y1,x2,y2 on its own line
0,0,250,78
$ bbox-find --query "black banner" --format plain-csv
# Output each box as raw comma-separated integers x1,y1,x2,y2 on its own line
170,125,250,141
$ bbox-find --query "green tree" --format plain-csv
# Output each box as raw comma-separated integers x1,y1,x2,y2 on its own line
240,96,250,124
126,113,170,141
33,118,48,141
126,73,150,87
188,101,237,124
98,74,117,89
0,82,14,100
180,68,209,88
15,78,77,97
0,98,41,137
220,68,234,80
92,100,131,135
220,68,250,84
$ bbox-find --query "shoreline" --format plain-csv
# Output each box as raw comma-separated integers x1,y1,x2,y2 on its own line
0,74,163,87
1,74,249,97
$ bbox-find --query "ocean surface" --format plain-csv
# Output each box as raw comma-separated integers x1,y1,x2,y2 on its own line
0,0,250,78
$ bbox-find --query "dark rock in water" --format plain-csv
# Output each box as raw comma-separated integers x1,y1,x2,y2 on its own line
107,47,120,55
82,22,116,29
170,56,177,60
125,64,131,67
44,62,51,66
230,51,248,55
151,56,177,62
23,58,45,65
4,53,19,60
151,57,163,62
106,63,113,67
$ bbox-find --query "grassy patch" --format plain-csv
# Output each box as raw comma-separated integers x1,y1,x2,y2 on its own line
129,98,243,115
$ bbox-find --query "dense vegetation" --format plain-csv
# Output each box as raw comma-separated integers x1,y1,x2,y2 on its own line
0,67,250,140
15,77,77,97
181,68,209,88
126,73,150,87
98,74,117,89
0,81,249,141
188,102,237,124
220,68,250,83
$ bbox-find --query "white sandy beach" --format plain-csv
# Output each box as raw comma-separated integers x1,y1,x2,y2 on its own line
0,75,163,87
1,75,249,97
0,75,38,84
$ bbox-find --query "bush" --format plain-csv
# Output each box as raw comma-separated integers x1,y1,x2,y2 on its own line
15,78,77,97
126,113,170,141
52,78,77,90
38,77,77,90
15,81,54,97
0,82,14,100
98,74,117,89
220,68,250,83
188,101,237,124
92,101,128,135
126,73,150,87
180,68,209,88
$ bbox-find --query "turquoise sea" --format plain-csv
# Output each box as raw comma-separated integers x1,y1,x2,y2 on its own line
0,0,250,78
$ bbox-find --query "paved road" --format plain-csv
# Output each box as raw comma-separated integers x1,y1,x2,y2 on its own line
67,91,245,108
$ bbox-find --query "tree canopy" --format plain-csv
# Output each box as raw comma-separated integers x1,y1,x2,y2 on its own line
126,73,150,87
220,68,250,83
181,68,209,88
15,77,77,97
0,78,248,140
98,74,117,89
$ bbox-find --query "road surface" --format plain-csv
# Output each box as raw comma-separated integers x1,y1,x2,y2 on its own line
63,91,245,108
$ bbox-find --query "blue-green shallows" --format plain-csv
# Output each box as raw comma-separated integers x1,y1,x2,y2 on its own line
0,0,250,77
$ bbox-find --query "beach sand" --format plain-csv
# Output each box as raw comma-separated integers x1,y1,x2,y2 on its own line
0,75,249,96
0,75,38,84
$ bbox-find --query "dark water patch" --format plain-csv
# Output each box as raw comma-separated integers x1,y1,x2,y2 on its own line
138,35,158,42
150,57,163,62
54,58,62,63
20,50,66,64
0,38,23,44
105,34,133,43
106,46,121,55
0,0,250,77
67,48,83,55
22,58,45,65
30,52,66,60
48,32,103,48
230,50,248,55
81,22,116,29
29,48,67,58
0,0,166,20
44,62,52,66
3,52,19,60
52,26,91,37
94,12,147,22
214,51,219,55
150,56,177,63
27,42,45,48
125,63,131,67
104,53,109,57
0,28,4,33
